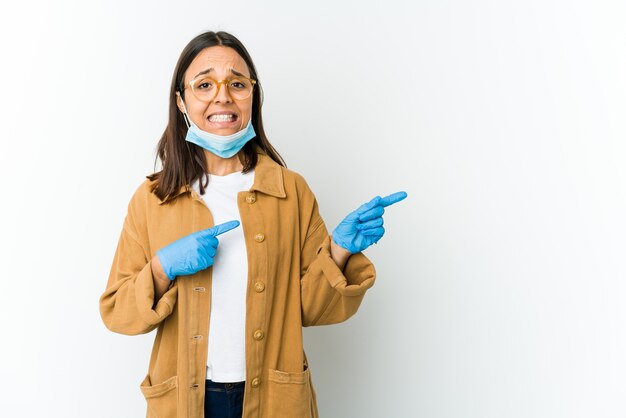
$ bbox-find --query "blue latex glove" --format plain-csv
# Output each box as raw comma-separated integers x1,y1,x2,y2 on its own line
332,191,408,254
156,220,240,280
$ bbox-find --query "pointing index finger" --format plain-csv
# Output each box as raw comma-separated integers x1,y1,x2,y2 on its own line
204,220,240,237
379,191,408,207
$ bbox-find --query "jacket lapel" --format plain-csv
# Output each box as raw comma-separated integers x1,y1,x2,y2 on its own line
154,146,286,205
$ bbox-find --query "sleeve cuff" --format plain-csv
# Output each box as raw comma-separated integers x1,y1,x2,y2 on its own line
135,261,177,325
316,234,376,296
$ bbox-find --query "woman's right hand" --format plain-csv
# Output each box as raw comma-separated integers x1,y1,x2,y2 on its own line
155,220,240,281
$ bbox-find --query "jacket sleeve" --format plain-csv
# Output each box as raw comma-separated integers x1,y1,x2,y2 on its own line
99,183,178,335
298,178,376,327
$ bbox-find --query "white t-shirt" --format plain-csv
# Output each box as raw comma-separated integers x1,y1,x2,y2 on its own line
191,169,255,382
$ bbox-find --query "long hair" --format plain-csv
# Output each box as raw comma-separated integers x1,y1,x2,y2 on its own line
147,30,286,202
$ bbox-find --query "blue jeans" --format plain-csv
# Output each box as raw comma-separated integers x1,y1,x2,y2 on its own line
204,379,245,418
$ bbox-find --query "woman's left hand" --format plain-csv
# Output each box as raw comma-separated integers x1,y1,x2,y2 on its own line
332,191,408,254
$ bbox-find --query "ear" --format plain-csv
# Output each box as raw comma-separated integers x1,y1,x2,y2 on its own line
175,92,185,114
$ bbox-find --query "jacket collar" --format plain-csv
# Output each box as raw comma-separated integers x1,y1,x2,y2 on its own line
155,146,286,205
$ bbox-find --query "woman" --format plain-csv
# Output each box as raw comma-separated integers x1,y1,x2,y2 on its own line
99,30,407,418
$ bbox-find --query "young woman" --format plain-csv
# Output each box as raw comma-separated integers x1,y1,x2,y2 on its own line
99,30,407,418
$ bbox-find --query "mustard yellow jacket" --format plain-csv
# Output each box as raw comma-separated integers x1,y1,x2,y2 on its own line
99,146,377,418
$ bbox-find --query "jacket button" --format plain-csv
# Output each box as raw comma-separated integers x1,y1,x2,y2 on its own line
191,383,199,389
254,233,265,242
251,377,260,387
246,193,256,204
193,287,206,292
254,281,265,292
192,335,203,340
253,329,264,340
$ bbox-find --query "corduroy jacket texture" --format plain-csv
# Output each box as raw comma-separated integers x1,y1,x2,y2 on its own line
99,146,377,418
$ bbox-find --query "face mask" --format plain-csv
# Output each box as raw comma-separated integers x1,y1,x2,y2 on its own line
179,96,256,159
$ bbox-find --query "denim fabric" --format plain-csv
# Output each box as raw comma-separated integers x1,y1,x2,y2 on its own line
204,379,245,418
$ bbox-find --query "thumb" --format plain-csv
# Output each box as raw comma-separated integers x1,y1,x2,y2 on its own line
343,195,381,222
355,195,382,215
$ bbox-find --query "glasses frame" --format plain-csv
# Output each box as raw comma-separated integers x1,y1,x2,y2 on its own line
183,74,257,102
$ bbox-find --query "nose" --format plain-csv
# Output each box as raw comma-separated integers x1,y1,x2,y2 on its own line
214,80,233,104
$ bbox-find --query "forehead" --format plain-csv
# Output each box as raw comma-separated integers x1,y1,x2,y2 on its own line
185,46,250,82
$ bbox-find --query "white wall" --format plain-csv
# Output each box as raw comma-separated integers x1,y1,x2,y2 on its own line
1,0,625,417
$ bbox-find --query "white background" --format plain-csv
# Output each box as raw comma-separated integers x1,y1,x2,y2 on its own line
1,0,625,417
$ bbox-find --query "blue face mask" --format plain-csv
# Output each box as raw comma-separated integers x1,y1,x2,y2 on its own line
179,96,256,159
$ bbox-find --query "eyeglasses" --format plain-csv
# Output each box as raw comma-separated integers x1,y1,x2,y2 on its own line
183,74,256,102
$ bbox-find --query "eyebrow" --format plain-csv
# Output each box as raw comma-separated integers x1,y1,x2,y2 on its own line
193,67,248,79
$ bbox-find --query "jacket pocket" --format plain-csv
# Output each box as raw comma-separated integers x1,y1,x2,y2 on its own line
140,373,178,418
266,367,313,418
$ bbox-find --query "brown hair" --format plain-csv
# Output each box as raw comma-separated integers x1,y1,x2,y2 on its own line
146,30,286,202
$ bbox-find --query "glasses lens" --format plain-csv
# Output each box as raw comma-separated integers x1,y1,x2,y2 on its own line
191,76,217,101
228,77,253,100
